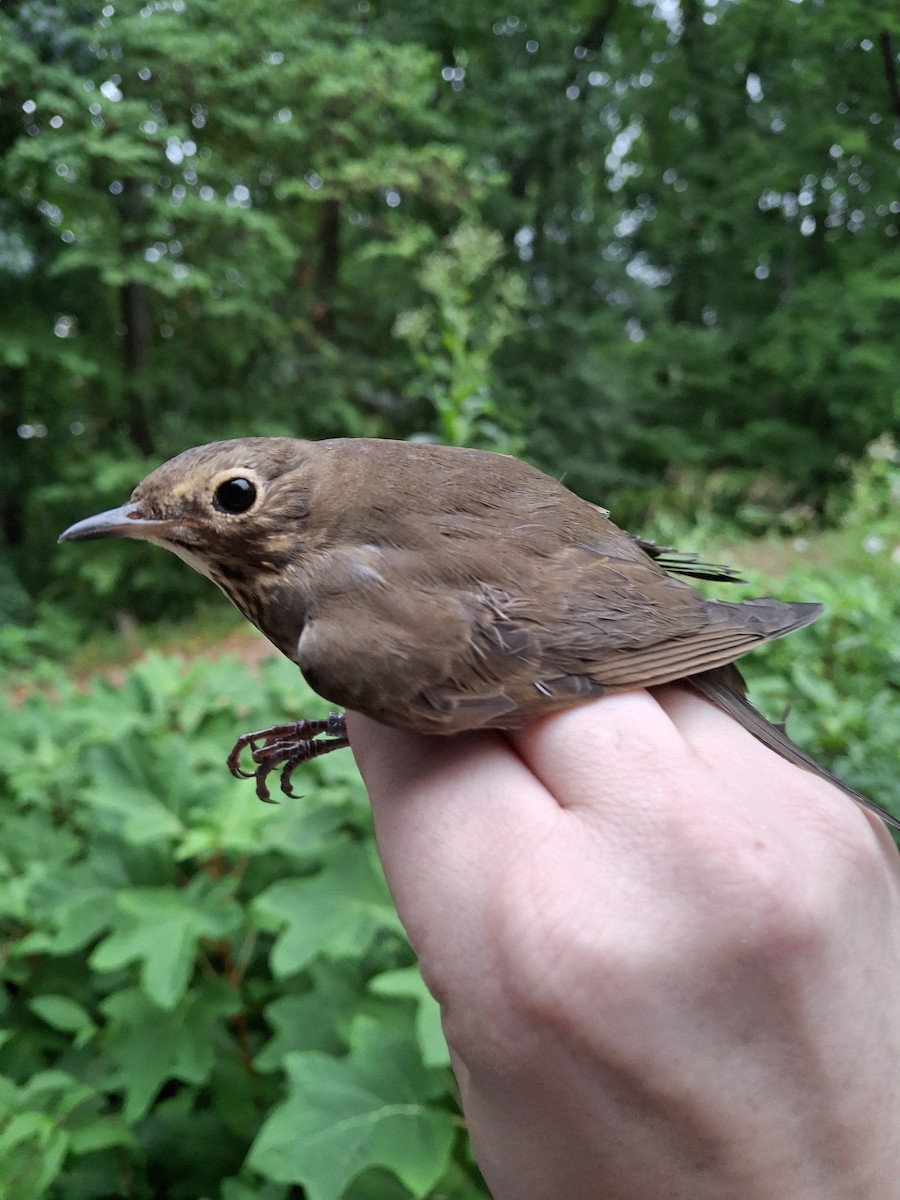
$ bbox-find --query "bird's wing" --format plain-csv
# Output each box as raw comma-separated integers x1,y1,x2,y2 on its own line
414,588,821,730
295,541,822,735
629,536,745,583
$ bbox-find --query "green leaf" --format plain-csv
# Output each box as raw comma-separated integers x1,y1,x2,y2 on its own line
0,1072,103,1200
101,982,239,1120
254,840,403,977
90,878,240,1008
28,994,95,1037
369,968,450,1069
248,1016,454,1199
788,660,841,710
255,962,365,1069
82,742,185,845
0,1114,69,1200
47,888,116,955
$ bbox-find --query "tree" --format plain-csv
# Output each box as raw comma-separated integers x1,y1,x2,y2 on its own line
1,0,897,612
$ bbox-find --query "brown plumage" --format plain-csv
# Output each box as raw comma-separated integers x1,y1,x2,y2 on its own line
58,437,898,830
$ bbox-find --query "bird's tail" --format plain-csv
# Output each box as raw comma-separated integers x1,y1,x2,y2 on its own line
686,664,900,834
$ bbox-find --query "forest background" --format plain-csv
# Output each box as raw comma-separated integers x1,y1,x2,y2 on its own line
1,1,898,1198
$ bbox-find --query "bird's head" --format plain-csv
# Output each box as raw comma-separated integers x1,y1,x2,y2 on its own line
59,437,318,583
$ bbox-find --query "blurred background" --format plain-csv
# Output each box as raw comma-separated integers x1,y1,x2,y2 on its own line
2,0,898,636
1,2,898,1198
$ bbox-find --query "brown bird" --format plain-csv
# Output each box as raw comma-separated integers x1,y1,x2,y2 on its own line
58,437,899,830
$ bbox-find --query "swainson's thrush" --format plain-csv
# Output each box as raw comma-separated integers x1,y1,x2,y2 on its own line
58,437,899,830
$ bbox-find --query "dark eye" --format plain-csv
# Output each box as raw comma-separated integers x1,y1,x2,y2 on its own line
214,477,257,514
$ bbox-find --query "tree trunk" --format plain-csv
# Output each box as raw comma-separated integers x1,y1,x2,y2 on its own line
119,178,154,455
311,198,341,336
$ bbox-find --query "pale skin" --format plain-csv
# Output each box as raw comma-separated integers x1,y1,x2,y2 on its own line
348,689,900,1200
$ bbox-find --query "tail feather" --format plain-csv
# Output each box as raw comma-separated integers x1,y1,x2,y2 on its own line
686,666,900,834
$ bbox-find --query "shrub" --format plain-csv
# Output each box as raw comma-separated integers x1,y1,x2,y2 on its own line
0,653,483,1200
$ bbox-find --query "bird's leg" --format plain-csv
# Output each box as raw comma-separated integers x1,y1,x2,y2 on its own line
227,713,349,803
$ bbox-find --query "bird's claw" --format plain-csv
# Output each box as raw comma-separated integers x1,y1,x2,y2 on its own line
227,713,349,802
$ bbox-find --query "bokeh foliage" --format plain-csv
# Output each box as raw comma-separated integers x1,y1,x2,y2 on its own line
2,0,899,623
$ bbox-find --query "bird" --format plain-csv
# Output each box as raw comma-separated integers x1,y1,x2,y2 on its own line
58,436,899,830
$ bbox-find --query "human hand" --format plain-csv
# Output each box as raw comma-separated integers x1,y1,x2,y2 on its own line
348,689,900,1200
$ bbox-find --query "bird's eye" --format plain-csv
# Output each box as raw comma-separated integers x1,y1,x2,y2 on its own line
214,477,257,514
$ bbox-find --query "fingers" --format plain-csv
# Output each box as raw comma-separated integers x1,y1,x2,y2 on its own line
654,683,895,850
348,693,684,907
346,713,544,990
348,690,750,907
504,691,690,820
347,695,698,994
347,690,890,975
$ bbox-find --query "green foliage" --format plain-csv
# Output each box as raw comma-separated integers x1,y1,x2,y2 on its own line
393,219,526,451
3,0,899,627
741,443,900,809
827,431,900,538
0,654,481,1199
741,559,899,812
248,1018,454,1200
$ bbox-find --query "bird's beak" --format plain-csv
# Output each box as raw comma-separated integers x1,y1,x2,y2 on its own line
58,503,171,544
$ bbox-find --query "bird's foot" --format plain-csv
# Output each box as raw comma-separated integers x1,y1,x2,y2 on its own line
227,713,349,802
